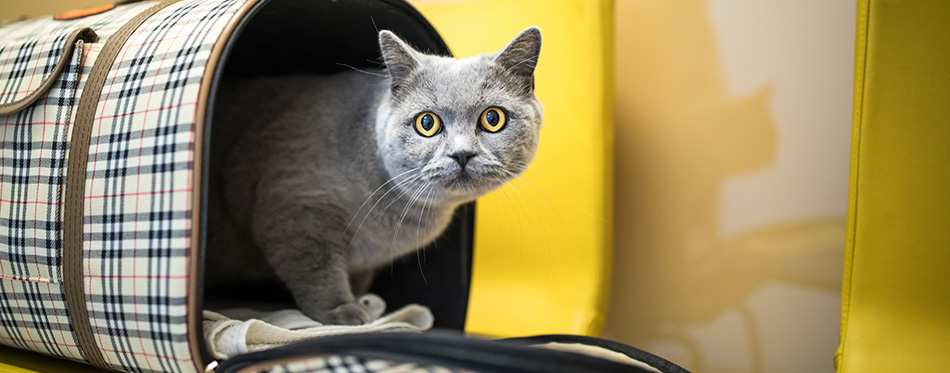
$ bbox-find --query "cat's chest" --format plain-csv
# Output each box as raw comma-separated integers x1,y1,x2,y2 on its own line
344,201,455,272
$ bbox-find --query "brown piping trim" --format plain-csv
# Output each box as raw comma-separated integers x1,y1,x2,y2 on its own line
0,28,98,115
62,1,182,371
188,1,262,369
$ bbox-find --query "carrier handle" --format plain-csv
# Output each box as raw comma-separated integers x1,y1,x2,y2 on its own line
0,27,98,115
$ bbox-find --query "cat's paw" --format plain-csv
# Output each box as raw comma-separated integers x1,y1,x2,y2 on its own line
308,302,373,325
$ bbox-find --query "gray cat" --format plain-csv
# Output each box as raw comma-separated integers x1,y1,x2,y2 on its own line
207,27,543,325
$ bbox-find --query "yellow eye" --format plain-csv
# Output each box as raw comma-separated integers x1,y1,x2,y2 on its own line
479,107,507,133
414,112,442,137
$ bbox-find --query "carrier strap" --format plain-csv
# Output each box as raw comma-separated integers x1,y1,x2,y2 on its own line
0,28,98,115
63,0,183,370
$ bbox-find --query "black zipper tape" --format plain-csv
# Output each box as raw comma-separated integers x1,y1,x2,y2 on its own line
215,332,652,373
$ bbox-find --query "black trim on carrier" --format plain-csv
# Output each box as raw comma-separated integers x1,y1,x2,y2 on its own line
504,335,692,373
215,332,654,373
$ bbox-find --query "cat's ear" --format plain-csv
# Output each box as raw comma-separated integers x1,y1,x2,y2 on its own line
379,30,420,97
495,27,542,91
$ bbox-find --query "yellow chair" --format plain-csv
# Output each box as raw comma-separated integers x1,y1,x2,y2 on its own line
412,0,614,338
835,0,950,371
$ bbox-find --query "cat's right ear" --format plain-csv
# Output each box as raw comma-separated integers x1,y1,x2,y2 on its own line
495,27,542,94
379,30,419,97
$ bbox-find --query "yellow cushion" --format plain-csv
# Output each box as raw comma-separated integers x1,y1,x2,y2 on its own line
837,0,950,371
412,0,614,337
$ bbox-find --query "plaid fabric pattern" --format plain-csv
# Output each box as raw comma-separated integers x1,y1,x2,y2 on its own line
254,355,470,373
0,0,248,371
0,36,87,362
0,28,73,107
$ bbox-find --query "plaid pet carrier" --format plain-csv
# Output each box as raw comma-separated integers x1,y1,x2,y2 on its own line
0,0,690,372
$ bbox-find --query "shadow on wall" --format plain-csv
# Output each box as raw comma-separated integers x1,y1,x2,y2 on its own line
608,1,845,372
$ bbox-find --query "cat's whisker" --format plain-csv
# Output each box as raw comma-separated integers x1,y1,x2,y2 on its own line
334,62,388,77
501,179,555,280
499,168,571,262
415,183,435,250
392,181,429,249
414,186,435,285
374,179,430,271
489,175,525,259
370,172,424,215
415,249,428,285
345,171,424,251
503,160,532,174
377,175,428,216
388,181,430,266
503,179,539,257
504,180,526,255
502,164,605,223
343,166,421,238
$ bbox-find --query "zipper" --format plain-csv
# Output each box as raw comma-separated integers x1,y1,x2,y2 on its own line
213,332,649,373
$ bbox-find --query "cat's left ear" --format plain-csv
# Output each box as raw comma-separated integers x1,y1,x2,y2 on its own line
495,27,542,91
379,30,420,98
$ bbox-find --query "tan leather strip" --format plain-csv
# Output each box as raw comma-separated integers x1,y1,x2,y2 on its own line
63,1,182,371
0,28,98,115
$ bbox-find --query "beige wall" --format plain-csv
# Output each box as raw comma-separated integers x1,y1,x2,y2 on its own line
1,1,854,372
607,1,854,372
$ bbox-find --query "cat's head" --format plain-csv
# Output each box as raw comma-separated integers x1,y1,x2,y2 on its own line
375,27,544,203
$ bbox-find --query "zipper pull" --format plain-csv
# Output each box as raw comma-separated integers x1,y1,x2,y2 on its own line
205,360,219,373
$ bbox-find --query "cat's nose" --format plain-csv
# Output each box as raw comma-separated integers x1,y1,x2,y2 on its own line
450,151,476,169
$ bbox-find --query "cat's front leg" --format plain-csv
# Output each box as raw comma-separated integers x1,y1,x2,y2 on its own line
251,196,372,325
274,248,371,326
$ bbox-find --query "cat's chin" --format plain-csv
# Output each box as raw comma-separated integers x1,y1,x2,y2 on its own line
437,174,504,201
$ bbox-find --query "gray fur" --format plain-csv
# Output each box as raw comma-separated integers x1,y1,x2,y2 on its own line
207,27,543,325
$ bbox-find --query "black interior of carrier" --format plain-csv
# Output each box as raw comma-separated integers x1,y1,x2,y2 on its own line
201,0,473,334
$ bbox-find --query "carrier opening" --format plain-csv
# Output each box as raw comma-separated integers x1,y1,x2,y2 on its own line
201,0,473,333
